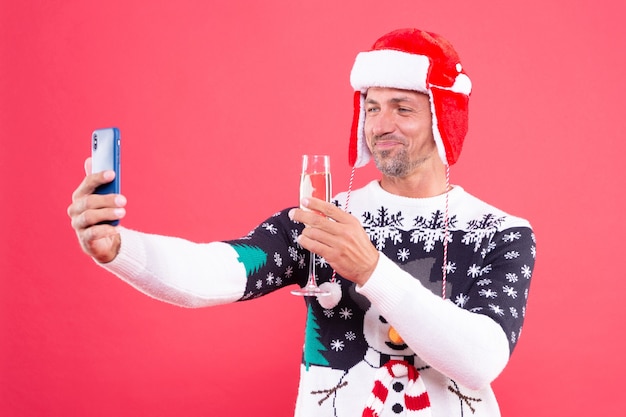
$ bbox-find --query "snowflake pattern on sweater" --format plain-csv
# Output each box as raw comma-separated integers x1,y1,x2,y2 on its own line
224,181,535,416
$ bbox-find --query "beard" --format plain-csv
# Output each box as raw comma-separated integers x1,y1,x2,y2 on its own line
372,147,433,178
372,148,413,177
370,133,436,178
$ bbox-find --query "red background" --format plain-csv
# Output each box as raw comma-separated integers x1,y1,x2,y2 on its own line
2,1,625,415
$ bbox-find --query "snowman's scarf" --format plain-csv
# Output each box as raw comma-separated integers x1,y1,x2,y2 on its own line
362,360,431,417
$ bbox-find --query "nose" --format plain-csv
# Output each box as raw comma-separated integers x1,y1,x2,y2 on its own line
388,326,404,345
369,108,395,137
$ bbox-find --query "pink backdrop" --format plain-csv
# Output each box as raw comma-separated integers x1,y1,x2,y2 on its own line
2,1,625,415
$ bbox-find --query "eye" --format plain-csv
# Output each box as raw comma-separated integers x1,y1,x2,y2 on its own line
379,316,388,324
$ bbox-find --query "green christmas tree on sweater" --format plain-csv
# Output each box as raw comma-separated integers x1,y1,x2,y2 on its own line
232,244,267,276
304,304,329,370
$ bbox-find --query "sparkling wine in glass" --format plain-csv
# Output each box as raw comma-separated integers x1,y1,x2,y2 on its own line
291,154,332,297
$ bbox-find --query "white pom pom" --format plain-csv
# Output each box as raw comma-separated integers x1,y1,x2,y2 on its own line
451,73,472,95
317,281,342,309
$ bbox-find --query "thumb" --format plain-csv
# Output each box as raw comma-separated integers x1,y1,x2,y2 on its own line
84,157,92,176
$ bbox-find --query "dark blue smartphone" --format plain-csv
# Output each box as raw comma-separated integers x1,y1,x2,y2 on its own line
91,127,121,224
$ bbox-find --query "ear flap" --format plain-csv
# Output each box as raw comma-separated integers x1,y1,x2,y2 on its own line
431,87,469,165
348,91,372,168
349,91,361,167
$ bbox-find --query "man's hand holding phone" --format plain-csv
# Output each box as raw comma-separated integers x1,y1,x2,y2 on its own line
68,127,125,264
67,157,126,263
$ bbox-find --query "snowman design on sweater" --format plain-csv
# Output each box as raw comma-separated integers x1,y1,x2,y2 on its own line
316,280,436,416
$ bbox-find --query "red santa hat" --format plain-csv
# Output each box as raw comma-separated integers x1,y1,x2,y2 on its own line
349,28,472,167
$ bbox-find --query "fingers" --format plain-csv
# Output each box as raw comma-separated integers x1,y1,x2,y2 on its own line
289,199,358,255
290,198,352,233
300,197,346,221
84,157,92,176
68,158,124,262
68,167,126,231
67,188,125,262
68,194,126,228
295,218,378,286
289,198,379,284
71,169,116,202
70,203,126,231
79,223,120,245
292,198,352,230
76,224,122,264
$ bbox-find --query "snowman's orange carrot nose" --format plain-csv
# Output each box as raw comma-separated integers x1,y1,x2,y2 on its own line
388,326,404,344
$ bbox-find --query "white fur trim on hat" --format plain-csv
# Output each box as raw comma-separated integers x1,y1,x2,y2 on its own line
350,50,430,93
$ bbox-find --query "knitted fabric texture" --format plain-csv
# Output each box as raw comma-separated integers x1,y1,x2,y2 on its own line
363,360,431,417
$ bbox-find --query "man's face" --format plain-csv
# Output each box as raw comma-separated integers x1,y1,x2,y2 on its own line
364,87,437,178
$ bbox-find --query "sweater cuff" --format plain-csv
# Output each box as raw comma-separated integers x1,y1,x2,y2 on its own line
94,227,147,279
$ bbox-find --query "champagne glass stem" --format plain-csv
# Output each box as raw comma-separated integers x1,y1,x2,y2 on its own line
306,251,317,289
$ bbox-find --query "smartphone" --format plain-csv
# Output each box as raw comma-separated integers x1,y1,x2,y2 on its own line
91,127,121,224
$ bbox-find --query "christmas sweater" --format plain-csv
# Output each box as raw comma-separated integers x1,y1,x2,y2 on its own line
100,180,536,417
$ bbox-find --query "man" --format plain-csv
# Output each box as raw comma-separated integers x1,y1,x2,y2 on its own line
68,28,535,416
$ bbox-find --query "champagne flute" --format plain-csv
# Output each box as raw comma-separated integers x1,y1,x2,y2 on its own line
291,155,332,297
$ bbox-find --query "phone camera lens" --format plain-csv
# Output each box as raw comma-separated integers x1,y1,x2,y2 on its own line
93,134,98,150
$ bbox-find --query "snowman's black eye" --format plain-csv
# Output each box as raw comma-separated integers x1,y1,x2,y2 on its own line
379,316,388,324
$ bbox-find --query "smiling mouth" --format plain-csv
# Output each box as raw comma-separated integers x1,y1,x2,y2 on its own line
374,140,403,150
385,341,409,350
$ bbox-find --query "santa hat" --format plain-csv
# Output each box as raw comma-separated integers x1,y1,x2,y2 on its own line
349,28,472,167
